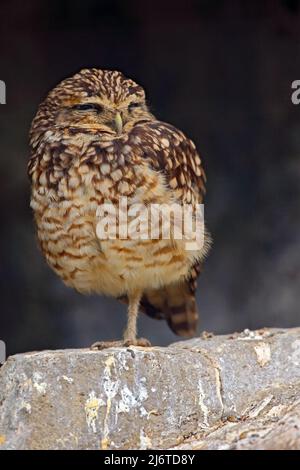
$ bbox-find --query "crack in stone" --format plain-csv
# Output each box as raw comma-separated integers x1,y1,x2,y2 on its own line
176,346,225,419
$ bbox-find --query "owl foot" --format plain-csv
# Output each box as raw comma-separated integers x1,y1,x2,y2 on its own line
90,338,151,350
90,340,123,350
123,337,151,348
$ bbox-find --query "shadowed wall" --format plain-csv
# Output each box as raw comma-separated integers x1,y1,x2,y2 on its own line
1,0,300,355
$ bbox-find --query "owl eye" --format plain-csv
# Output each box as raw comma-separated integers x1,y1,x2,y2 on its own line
72,103,103,112
128,102,141,112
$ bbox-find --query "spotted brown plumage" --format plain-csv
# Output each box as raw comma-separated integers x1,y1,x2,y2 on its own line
28,68,210,347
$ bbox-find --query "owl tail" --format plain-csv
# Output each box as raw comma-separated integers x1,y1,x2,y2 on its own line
140,281,199,337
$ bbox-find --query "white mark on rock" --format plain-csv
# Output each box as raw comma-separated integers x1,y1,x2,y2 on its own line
19,374,33,393
103,356,118,398
247,395,273,418
197,380,209,427
214,367,224,413
57,375,74,384
33,372,47,395
85,391,104,433
61,375,74,384
291,339,300,365
238,329,265,341
116,381,148,417
254,343,271,367
101,356,118,449
217,444,231,450
266,404,286,418
140,407,149,418
116,352,129,371
117,385,138,413
139,428,152,450
19,401,31,414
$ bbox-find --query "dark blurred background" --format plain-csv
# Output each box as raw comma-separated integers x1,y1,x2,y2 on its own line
1,0,300,355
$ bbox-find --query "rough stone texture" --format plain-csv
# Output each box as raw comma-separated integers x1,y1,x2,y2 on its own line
0,328,300,450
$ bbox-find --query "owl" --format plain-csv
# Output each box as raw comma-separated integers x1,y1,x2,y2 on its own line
28,69,210,349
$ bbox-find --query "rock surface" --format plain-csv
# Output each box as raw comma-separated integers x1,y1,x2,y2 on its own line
0,328,300,450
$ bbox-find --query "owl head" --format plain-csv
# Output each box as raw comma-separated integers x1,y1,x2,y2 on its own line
30,69,154,144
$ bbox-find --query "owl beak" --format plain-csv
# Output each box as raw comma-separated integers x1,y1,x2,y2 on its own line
114,112,123,135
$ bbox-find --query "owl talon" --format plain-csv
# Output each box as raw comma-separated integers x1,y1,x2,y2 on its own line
90,340,123,350
123,338,152,348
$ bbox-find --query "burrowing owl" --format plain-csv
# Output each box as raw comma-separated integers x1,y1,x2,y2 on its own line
28,69,210,348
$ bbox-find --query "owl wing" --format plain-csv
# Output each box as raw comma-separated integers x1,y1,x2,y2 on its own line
139,121,208,337
140,120,207,205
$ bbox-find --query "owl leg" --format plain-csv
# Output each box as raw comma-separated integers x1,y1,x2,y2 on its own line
123,289,151,347
90,289,151,350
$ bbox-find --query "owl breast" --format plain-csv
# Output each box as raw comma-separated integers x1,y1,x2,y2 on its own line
31,190,196,297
